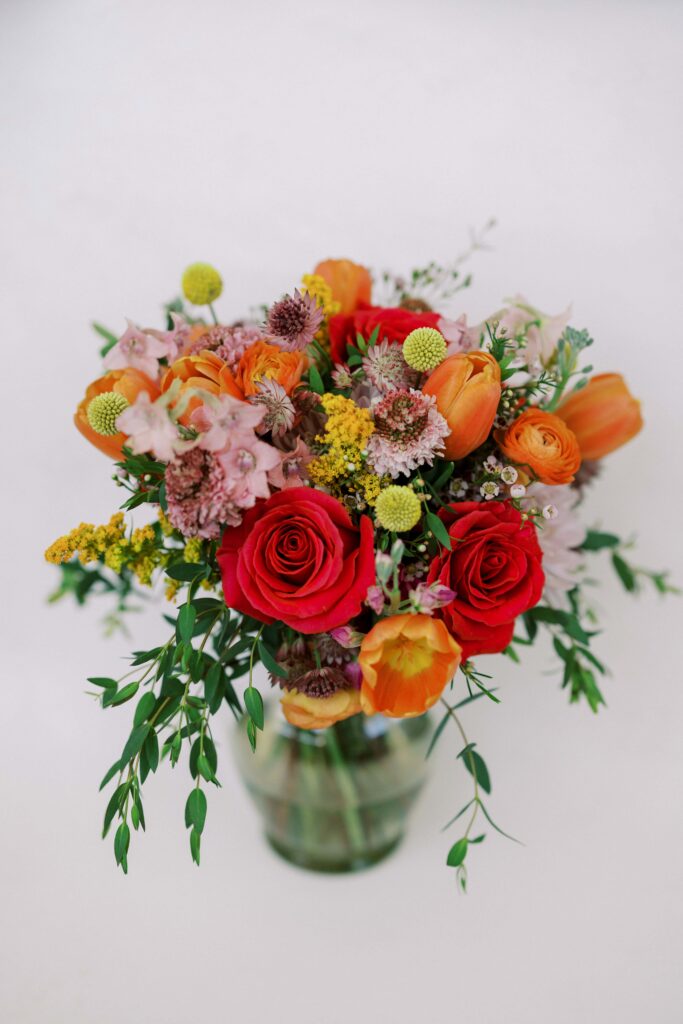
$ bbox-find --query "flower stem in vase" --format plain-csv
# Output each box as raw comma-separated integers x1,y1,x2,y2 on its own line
324,721,367,858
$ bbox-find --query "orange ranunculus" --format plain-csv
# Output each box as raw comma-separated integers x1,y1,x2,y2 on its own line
422,351,502,460
232,340,307,398
496,408,581,485
160,350,242,423
74,368,160,459
359,614,462,719
280,688,362,730
313,258,372,315
555,373,643,460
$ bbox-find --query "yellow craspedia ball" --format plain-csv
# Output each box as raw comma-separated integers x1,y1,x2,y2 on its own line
375,486,422,533
181,262,223,306
402,327,447,372
86,392,130,436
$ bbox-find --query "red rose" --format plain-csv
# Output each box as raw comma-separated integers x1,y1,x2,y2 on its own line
427,501,544,660
329,306,442,364
217,487,375,634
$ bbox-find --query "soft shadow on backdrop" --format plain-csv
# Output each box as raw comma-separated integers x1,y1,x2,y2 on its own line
1,1,682,1022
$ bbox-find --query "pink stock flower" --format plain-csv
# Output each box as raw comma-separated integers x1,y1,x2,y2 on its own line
104,319,169,379
191,393,265,452
267,439,313,490
116,391,185,463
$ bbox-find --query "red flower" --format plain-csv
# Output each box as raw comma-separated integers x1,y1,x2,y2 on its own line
217,488,375,634
329,306,442,364
426,502,544,660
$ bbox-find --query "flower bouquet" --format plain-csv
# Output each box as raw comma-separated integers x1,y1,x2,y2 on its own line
46,253,673,882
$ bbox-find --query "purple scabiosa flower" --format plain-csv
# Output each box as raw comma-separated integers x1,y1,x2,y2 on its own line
187,323,266,371
366,389,448,478
361,340,418,394
266,290,324,351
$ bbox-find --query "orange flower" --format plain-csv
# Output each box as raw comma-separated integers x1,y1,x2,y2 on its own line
160,350,242,422
422,351,502,460
496,408,581,484
359,614,462,718
232,340,307,398
74,368,160,459
555,373,643,460
313,258,372,315
280,688,362,730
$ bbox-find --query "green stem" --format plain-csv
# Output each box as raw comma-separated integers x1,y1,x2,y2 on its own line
324,724,366,855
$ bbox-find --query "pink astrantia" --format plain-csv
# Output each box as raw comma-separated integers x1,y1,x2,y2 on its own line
248,377,296,437
361,339,417,393
367,388,448,478
104,319,169,379
266,290,324,351
191,393,265,452
116,391,185,463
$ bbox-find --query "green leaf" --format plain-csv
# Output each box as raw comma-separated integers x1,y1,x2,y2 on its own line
190,827,201,865
99,760,122,792
308,365,325,395
87,676,117,690
257,640,288,679
92,321,118,357
143,730,159,773
581,530,620,551
120,724,151,765
446,837,468,867
612,553,637,592
185,788,207,834
177,603,197,644
114,822,130,871
110,681,140,706
425,511,451,550
459,748,492,795
133,691,156,727
165,562,208,583
102,783,128,838
246,717,257,752
244,687,264,730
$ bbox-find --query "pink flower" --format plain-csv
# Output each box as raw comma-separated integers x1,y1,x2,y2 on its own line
361,339,417,393
267,439,313,490
329,625,365,649
365,585,385,614
367,389,449,478
216,435,281,505
146,313,192,363
187,323,266,371
191,394,265,452
408,581,457,613
104,319,169,379
267,290,324,351
248,378,296,437
116,392,185,463
438,315,471,356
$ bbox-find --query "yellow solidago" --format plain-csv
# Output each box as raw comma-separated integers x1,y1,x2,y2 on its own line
45,513,166,587
308,395,382,508
301,273,341,355
183,537,204,563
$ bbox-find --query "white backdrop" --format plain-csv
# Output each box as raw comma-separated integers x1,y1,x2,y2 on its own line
2,1,682,1022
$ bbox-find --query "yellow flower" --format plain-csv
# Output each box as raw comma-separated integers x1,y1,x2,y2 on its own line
375,485,422,532
181,262,223,306
318,394,374,450
45,513,166,586
300,274,341,319
403,327,446,372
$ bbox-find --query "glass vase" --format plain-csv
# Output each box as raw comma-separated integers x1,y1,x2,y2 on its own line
232,699,433,873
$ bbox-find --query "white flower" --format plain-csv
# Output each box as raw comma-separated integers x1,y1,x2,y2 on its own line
523,484,586,607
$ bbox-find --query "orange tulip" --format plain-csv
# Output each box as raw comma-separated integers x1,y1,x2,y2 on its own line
313,258,372,315
359,614,462,718
555,373,643,460
422,351,502,460
233,340,308,398
280,687,362,730
74,368,160,459
496,408,581,485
